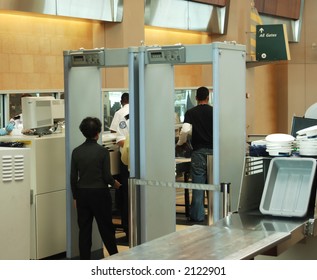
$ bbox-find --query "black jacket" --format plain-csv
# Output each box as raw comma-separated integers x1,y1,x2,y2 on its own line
70,139,115,199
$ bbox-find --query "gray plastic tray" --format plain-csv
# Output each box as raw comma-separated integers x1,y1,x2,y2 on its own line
260,157,316,217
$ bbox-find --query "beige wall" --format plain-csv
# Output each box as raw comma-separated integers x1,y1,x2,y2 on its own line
0,1,277,134
145,27,212,88
103,0,145,89
1,0,315,135
244,0,317,136
286,0,317,133
0,12,98,90
143,0,280,135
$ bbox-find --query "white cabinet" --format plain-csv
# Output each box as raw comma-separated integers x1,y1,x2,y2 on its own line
0,134,66,259
0,147,30,259
35,190,66,259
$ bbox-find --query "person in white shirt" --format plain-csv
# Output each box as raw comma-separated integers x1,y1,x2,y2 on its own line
0,94,31,136
0,122,14,136
116,115,129,150
110,93,129,133
110,93,130,242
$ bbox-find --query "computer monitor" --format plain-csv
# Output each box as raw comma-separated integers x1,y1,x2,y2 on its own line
290,116,317,137
51,99,65,121
22,96,54,134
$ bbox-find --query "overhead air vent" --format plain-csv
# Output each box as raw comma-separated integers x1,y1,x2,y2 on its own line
0,0,123,22
144,0,228,34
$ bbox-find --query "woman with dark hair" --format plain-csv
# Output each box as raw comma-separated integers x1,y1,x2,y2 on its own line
71,117,121,259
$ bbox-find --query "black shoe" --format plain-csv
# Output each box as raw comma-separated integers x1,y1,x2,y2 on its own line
188,218,204,223
117,235,129,246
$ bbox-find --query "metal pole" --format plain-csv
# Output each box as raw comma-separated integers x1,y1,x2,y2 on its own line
207,155,213,225
221,182,231,217
212,45,221,223
63,53,72,259
128,47,139,179
128,178,138,247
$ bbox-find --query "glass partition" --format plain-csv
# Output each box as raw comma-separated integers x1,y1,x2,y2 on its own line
0,92,62,127
175,88,213,123
9,93,57,119
1,88,212,130
175,89,192,123
103,90,128,131
103,87,212,132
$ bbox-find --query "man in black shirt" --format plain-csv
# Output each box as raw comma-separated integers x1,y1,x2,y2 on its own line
177,87,213,222
71,117,121,259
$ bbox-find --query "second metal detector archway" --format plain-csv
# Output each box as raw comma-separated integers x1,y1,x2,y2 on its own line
131,42,246,245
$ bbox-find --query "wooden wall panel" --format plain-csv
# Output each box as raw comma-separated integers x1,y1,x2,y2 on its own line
254,0,301,20
0,13,95,90
144,27,212,88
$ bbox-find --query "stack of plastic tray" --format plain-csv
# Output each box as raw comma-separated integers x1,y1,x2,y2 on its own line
260,157,316,217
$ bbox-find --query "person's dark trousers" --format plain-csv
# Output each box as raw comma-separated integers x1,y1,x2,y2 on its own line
119,160,129,238
76,188,118,260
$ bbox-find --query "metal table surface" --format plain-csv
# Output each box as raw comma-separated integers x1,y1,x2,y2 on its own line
105,213,307,260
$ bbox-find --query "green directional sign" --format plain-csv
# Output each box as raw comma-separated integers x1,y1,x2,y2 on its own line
256,24,290,61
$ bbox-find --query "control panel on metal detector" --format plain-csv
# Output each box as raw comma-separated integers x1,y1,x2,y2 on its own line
147,45,186,64
70,50,105,67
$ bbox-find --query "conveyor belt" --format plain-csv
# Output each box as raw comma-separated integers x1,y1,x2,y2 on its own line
105,213,308,260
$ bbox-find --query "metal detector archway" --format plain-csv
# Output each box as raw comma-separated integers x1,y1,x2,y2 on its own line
64,42,246,258
63,47,137,258
133,42,246,245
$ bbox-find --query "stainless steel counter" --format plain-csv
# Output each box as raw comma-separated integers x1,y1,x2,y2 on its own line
105,213,307,260
106,156,316,260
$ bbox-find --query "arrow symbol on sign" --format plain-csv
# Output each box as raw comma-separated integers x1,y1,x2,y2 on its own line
259,28,264,33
